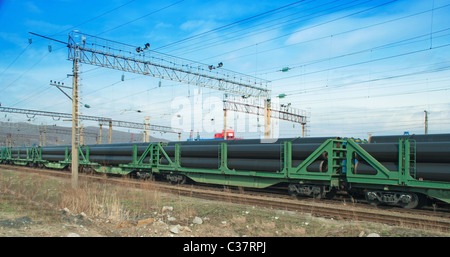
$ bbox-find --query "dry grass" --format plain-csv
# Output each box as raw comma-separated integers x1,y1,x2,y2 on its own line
0,169,161,222
59,179,163,222
60,183,124,220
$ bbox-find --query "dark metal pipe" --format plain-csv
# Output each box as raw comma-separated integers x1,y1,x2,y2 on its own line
415,163,450,182
45,137,332,158
160,157,325,173
306,160,327,173
354,161,450,182
41,154,66,161
161,157,292,171
165,137,335,146
163,145,219,158
179,158,218,169
227,144,280,159
354,161,399,175
227,158,284,172
357,142,450,163
369,133,450,143
162,143,324,160
160,157,219,169
292,144,326,160
356,143,399,162
41,147,68,155
88,145,145,156
415,142,450,163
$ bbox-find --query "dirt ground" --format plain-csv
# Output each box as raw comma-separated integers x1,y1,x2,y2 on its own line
0,168,449,238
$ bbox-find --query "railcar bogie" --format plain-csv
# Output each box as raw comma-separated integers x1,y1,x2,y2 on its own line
364,190,423,209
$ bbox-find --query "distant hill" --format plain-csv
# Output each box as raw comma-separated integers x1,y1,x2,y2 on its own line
0,121,168,147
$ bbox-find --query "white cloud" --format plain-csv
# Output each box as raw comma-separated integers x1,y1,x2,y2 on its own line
24,1,42,14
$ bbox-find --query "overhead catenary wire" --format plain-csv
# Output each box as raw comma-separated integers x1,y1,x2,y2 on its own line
272,42,450,82
97,0,186,36
7,1,190,123
168,0,368,56
219,4,450,73
153,0,309,51
50,0,400,106
163,0,397,57
277,51,450,97
0,43,32,77
0,0,140,95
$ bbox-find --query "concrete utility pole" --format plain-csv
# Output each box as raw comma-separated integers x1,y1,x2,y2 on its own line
144,117,150,142
224,109,227,140
424,110,428,135
71,45,79,189
264,99,272,138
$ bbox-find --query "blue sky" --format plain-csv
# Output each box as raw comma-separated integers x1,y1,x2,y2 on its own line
1,0,450,141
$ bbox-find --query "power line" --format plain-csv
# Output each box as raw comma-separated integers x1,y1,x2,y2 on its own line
1,1,142,109
63,0,446,108
51,1,380,110
7,1,188,112
98,0,186,35
218,3,450,72
283,64,450,98
0,50,53,94
0,43,32,77
169,0,365,56
272,42,450,83
0,0,139,87
52,0,138,36
275,58,450,93
166,0,398,58
153,0,308,51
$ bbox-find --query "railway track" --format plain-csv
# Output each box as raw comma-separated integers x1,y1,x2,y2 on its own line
1,164,449,232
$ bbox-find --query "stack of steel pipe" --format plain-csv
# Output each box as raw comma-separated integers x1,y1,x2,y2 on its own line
40,143,151,165
356,134,450,182
160,137,334,173
41,145,68,161
87,143,150,165
10,147,28,159
36,137,334,172
368,133,450,143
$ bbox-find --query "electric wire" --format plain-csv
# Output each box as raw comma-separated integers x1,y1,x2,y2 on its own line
97,0,186,36
165,0,397,57
219,3,450,72
0,0,140,96
168,0,367,56
153,0,309,51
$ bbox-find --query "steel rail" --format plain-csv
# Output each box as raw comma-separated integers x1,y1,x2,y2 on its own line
1,164,449,232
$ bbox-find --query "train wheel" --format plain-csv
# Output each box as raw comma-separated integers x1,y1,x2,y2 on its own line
136,171,153,180
167,174,186,185
365,192,380,206
85,166,95,175
287,184,325,199
324,188,337,199
311,187,323,199
288,184,298,197
398,193,421,209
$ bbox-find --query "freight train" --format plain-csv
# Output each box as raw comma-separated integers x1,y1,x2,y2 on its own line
1,133,450,209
